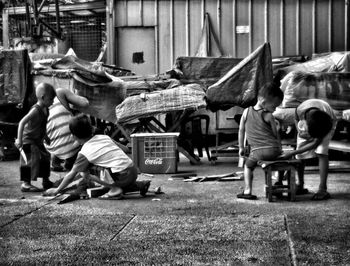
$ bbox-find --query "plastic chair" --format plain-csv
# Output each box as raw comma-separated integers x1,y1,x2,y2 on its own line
181,114,211,161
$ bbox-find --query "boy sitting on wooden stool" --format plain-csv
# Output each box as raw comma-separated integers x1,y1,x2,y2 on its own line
237,82,288,200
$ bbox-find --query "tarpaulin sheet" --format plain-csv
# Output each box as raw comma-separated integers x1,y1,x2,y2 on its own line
73,72,126,123
0,49,32,106
281,71,350,110
172,57,242,87
205,42,273,111
115,84,207,123
124,78,181,96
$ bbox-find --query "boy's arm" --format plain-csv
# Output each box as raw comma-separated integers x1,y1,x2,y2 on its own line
44,153,90,196
112,139,130,154
265,112,280,141
15,108,37,148
238,109,247,157
278,138,321,159
56,88,89,113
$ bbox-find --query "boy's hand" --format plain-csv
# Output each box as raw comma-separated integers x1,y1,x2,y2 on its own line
277,151,293,160
15,138,22,149
343,110,350,121
43,188,58,196
238,148,245,157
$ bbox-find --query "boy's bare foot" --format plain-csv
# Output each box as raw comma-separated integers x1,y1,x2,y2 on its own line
237,192,257,200
99,187,123,199
21,184,42,192
311,191,331,200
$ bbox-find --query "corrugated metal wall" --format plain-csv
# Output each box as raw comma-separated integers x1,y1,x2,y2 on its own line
107,0,349,74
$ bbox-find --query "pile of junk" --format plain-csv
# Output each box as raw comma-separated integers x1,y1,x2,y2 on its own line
1,43,350,162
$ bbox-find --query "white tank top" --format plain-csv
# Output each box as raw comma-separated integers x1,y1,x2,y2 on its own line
80,135,133,173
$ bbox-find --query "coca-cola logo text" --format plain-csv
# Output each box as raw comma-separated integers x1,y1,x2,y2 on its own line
145,158,163,165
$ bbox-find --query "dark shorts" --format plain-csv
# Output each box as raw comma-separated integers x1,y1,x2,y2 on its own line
20,143,50,181
110,164,138,189
245,147,282,169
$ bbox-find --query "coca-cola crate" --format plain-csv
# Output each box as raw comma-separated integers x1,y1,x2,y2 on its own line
131,133,180,174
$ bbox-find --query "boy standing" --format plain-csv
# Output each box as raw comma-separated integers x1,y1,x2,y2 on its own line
292,99,335,200
45,88,89,171
15,83,56,192
44,114,150,199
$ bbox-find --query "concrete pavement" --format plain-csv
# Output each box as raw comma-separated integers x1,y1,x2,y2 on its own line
1,156,350,265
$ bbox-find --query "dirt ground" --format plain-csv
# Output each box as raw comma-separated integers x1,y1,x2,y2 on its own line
1,155,350,265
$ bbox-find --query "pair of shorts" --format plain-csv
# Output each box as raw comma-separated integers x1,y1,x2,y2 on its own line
296,123,336,159
109,164,138,189
20,143,50,181
245,147,282,169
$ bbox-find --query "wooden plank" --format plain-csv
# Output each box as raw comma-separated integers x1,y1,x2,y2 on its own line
329,140,350,153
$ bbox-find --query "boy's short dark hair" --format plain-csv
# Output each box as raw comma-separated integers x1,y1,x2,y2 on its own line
259,82,284,102
69,114,93,139
306,109,332,139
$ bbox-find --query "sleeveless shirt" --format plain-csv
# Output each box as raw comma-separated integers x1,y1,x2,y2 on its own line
23,104,48,145
79,135,133,173
245,107,281,151
45,97,81,159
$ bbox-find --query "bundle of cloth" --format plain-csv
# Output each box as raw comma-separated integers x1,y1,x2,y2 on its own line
274,51,350,126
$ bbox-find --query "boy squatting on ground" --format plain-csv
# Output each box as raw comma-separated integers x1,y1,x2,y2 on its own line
15,83,56,192
237,84,333,200
44,114,150,199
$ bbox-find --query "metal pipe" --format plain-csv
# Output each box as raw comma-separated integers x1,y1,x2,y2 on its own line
248,0,252,53
328,0,332,51
217,0,221,42
280,0,284,55
140,0,143,26
186,0,190,55
201,0,205,28
55,0,61,38
170,0,174,64
345,0,349,49
264,0,268,42
296,0,300,54
232,0,236,57
155,0,159,73
312,0,316,54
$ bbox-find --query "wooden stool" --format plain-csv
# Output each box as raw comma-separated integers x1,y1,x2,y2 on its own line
258,159,302,202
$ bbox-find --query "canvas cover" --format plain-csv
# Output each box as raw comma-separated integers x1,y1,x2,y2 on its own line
73,72,126,123
0,49,32,106
115,84,207,123
205,42,273,111
281,71,350,110
172,57,242,87
194,13,224,57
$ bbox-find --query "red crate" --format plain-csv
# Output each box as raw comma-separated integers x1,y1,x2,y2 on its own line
131,133,179,174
